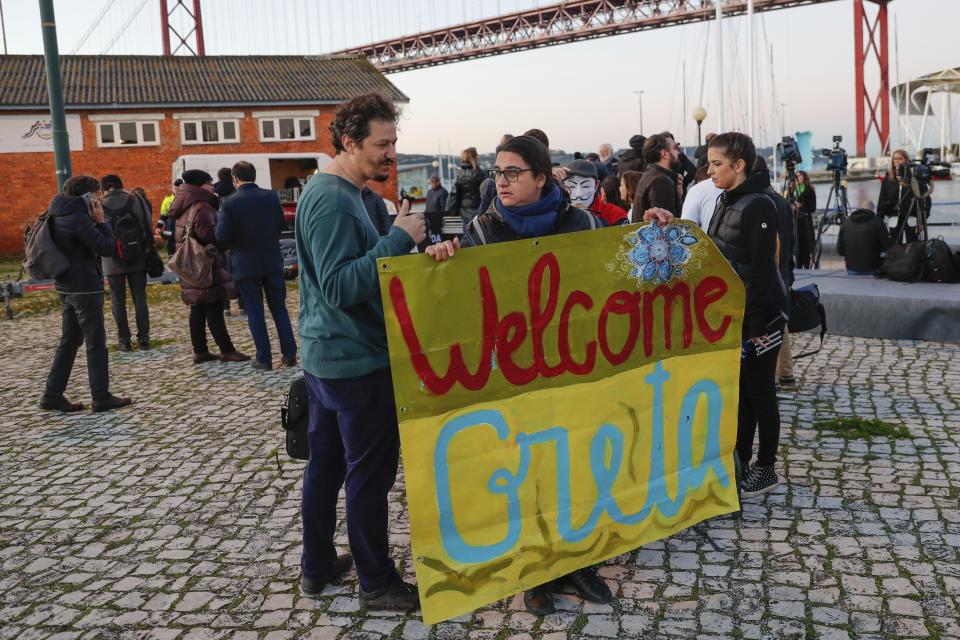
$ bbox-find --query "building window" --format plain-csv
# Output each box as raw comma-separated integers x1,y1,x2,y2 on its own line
180,119,240,145
259,116,314,141
96,121,160,147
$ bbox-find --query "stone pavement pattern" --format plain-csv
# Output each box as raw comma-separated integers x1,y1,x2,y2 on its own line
1,285,959,640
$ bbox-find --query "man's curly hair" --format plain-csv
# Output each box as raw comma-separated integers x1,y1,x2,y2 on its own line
329,93,400,153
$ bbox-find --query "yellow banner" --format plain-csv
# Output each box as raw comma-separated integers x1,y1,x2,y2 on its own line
378,222,745,623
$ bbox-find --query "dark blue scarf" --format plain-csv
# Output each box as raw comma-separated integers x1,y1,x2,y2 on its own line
495,183,562,238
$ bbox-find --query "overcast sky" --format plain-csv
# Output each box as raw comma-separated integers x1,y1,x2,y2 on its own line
3,0,958,156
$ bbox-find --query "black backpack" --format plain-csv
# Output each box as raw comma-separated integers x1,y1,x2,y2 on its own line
107,196,145,266
923,238,959,283
787,284,827,359
22,212,69,280
880,242,924,282
280,376,310,460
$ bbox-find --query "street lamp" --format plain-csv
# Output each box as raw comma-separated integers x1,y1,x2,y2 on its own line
692,106,707,148
634,89,645,134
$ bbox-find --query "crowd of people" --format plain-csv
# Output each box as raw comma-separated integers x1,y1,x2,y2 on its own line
39,89,918,618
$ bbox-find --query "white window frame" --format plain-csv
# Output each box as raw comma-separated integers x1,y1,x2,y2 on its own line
179,118,240,145
257,115,316,142
95,120,161,148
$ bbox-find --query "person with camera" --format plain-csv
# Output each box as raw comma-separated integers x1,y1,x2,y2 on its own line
296,93,427,611
706,133,787,498
100,174,153,352
877,149,924,244
40,176,132,413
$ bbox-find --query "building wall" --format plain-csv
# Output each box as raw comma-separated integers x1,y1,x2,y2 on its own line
0,106,398,255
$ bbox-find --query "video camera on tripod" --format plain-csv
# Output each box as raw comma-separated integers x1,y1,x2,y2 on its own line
820,135,848,173
900,148,937,188
777,136,803,169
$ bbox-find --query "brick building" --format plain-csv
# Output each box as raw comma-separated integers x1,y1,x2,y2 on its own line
0,55,407,255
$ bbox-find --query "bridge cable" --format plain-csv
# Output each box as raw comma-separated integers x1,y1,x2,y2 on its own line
71,0,118,54
101,0,151,55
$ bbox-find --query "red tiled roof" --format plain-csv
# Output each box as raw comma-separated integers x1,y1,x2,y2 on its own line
0,55,407,109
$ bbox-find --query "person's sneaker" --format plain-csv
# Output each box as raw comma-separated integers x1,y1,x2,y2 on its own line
778,375,797,387
220,351,251,363
523,584,556,615
117,340,132,352
92,395,133,413
358,579,420,611
193,352,219,364
278,355,298,369
39,395,84,412
740,464,779,498
251,359,272,371
301,554,353,597
564,566,613,604
138,340,150,350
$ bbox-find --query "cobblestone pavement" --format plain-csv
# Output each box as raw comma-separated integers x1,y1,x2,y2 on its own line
1,284,959,640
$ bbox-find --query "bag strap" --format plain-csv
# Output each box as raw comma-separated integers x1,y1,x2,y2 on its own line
184,203,203,240
792,303,827,360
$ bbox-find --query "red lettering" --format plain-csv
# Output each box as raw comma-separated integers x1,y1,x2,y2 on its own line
389,269,497,395
642,282,693,357
694,276,732,343
496,311,536,385
528,253,564,378
558,290,597,375
598,291,641,366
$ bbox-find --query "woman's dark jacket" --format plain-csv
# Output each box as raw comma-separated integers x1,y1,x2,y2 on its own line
47,194,116,293
876,175,913,219
445,163,487,220
797,183,816,214
461,190,603,247
169,184,234,305
707,171,787,338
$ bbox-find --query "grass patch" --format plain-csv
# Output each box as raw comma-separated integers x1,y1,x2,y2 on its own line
0,257,24,281
1,282,183,321
812,417,909,439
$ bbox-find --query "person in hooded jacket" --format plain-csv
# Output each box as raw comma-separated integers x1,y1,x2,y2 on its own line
423,135,675,616
40,175,132,413
617,134,646,177
169,169,250,365
706,132,788,499
445,147,487,230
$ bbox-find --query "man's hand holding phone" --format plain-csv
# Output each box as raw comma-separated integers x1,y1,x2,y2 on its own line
84,192,105,224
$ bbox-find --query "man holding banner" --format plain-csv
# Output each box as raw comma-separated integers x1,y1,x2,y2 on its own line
424,135,679,616
295,94,427,611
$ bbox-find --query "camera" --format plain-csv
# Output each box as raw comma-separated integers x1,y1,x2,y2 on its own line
821,135,848,173
776,136,802,166
904,148,936,185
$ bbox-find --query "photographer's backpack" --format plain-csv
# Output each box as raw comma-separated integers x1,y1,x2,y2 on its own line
107,196,145,266
22,211,69,280
922,238,959,283
280,376,310,460
880,242,924,282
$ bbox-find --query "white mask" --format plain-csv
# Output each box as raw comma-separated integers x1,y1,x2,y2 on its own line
563,175,597,210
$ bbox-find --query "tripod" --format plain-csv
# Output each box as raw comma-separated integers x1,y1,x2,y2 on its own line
813,167,850,268
891,178,932,245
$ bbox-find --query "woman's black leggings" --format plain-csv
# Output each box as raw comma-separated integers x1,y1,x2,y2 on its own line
736,343,781,468
189,300,236,355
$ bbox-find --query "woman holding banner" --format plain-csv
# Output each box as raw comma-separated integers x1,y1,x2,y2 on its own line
705,132,788,498
425,134,673,616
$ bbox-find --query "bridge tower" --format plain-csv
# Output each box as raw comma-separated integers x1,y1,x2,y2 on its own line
854,0,890,156
159,0,205,56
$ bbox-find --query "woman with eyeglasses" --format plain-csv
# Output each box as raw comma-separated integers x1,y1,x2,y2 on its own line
424,135,673,614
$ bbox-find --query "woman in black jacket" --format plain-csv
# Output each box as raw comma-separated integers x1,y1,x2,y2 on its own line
877,149,924,243
425,136,673,616
706,132,787,498
445,147,487,230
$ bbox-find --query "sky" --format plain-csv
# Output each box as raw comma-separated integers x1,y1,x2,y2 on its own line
2,0,958,156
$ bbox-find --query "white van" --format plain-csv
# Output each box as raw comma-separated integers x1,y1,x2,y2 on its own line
172,152,334,191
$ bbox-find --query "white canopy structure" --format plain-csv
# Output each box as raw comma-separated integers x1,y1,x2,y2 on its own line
891,67,960,160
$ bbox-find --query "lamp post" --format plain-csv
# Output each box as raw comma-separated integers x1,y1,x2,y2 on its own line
692,106,707,148
634,89,645,134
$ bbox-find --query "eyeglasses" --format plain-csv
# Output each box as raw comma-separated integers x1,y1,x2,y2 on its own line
490,168,532,183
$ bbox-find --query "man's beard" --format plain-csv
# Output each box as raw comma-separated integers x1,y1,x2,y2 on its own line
371,172,389,182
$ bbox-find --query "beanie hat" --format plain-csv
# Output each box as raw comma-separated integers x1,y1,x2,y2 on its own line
565,159,598,180
181,169,213,186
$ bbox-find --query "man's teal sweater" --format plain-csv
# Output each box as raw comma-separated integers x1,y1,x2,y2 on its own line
295,173,414,379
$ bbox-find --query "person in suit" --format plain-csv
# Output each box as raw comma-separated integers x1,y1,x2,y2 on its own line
215,161,297,370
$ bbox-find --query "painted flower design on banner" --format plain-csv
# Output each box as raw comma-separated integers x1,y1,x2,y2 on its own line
608,223,705,286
